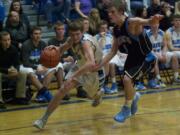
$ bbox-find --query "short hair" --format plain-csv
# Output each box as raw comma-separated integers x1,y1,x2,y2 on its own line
98,20,108,27
0,31,10,40
54,21,64,30
170,14,180,21
107,0,127,12
68,20,84,32
30,26,42,34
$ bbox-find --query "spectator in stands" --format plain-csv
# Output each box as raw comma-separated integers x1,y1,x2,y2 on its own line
95,20,120,94
166,14,180,83
8,0,30,28
0,31,28,109
0,1,5,31
89,8,101,35
159,1,173,31
147,22,167,88
5,11,29,50
74,0,93,19
20,26,54,103
147,0,161,17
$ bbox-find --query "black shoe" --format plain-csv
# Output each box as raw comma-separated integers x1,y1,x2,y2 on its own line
63,95,70,100
76,87,87,98
0,101,6,109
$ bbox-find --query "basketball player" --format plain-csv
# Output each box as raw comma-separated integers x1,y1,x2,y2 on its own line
94,0,163,123
33,20,105,129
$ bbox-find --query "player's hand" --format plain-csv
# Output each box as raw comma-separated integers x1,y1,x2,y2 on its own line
91,63,101,72
36,65,48,74
63,56,74,63
151,14,164,25
46,45,60,51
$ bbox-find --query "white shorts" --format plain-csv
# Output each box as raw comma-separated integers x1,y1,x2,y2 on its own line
65,64,105,98
109,53,127,69
173,51,180,60
20,62,64,77
165,52,174,68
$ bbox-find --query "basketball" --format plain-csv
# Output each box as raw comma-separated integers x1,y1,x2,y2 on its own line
40,45,60,68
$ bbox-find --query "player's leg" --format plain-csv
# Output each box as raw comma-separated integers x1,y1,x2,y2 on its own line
33,79,79,129
114,74,134,122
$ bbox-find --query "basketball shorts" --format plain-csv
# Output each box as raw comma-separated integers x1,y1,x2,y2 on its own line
65,64,105,98
124,52,156,81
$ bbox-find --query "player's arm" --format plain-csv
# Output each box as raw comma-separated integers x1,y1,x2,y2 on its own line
58,37,73,56
162,33,168,53
71,41,95,79
128,14,163,26
166,32,180,51
98,37,118,67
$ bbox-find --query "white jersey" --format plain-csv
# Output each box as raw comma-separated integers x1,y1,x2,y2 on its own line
95,32,113,57
166,27,180,48
147,29,164,52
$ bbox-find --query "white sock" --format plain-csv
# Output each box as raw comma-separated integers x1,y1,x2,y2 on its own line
156,74,161,80
111,77,116,83
174,72,179,79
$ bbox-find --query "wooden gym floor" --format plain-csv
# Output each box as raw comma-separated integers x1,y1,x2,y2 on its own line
0,86,180,135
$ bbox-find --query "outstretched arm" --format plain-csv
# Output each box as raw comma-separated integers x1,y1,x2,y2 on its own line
128,14,164,26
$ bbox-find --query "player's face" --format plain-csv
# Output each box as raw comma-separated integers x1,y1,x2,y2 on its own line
1,34,11,50
69,30,83,44
108,7,121,24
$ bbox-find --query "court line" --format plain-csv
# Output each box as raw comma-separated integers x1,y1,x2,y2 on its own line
0,108,180,132
0,87,180,113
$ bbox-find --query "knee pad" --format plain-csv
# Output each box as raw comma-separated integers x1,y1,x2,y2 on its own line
142,52,157,74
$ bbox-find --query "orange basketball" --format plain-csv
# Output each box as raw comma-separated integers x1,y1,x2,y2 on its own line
40,45,60,68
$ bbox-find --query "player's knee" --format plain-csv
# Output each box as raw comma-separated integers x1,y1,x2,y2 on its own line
123,75,132,85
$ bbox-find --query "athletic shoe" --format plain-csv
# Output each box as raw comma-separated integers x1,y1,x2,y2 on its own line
134,82,147,90
131,92,141,115
35,94,47,103
173,77,180,84
158,81,166,88
114,106,131,122
33,119,47,129
111,83,118,93
148,79,160,89
103,86,113,94
92,90,104,107
43,90,53,102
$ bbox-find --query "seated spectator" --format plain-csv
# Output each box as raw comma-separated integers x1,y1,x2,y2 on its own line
8,0,30,28
147,0,161,17
74,0,93,19
5,11,29,50
95,20,124,94
147,24,167,87
0,31,28,109
0,1,5,31
159,1,173,31
166,14,180,83
89,8,101,35
20,26,55,103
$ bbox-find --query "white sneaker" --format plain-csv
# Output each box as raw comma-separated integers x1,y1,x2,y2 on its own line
33,119,47,129
92,90,104,107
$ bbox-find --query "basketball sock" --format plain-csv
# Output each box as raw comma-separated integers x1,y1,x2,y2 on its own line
124,100,133,108
156,74,161,81
174,72,179,79
41,111,52,121
111,77,116,83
